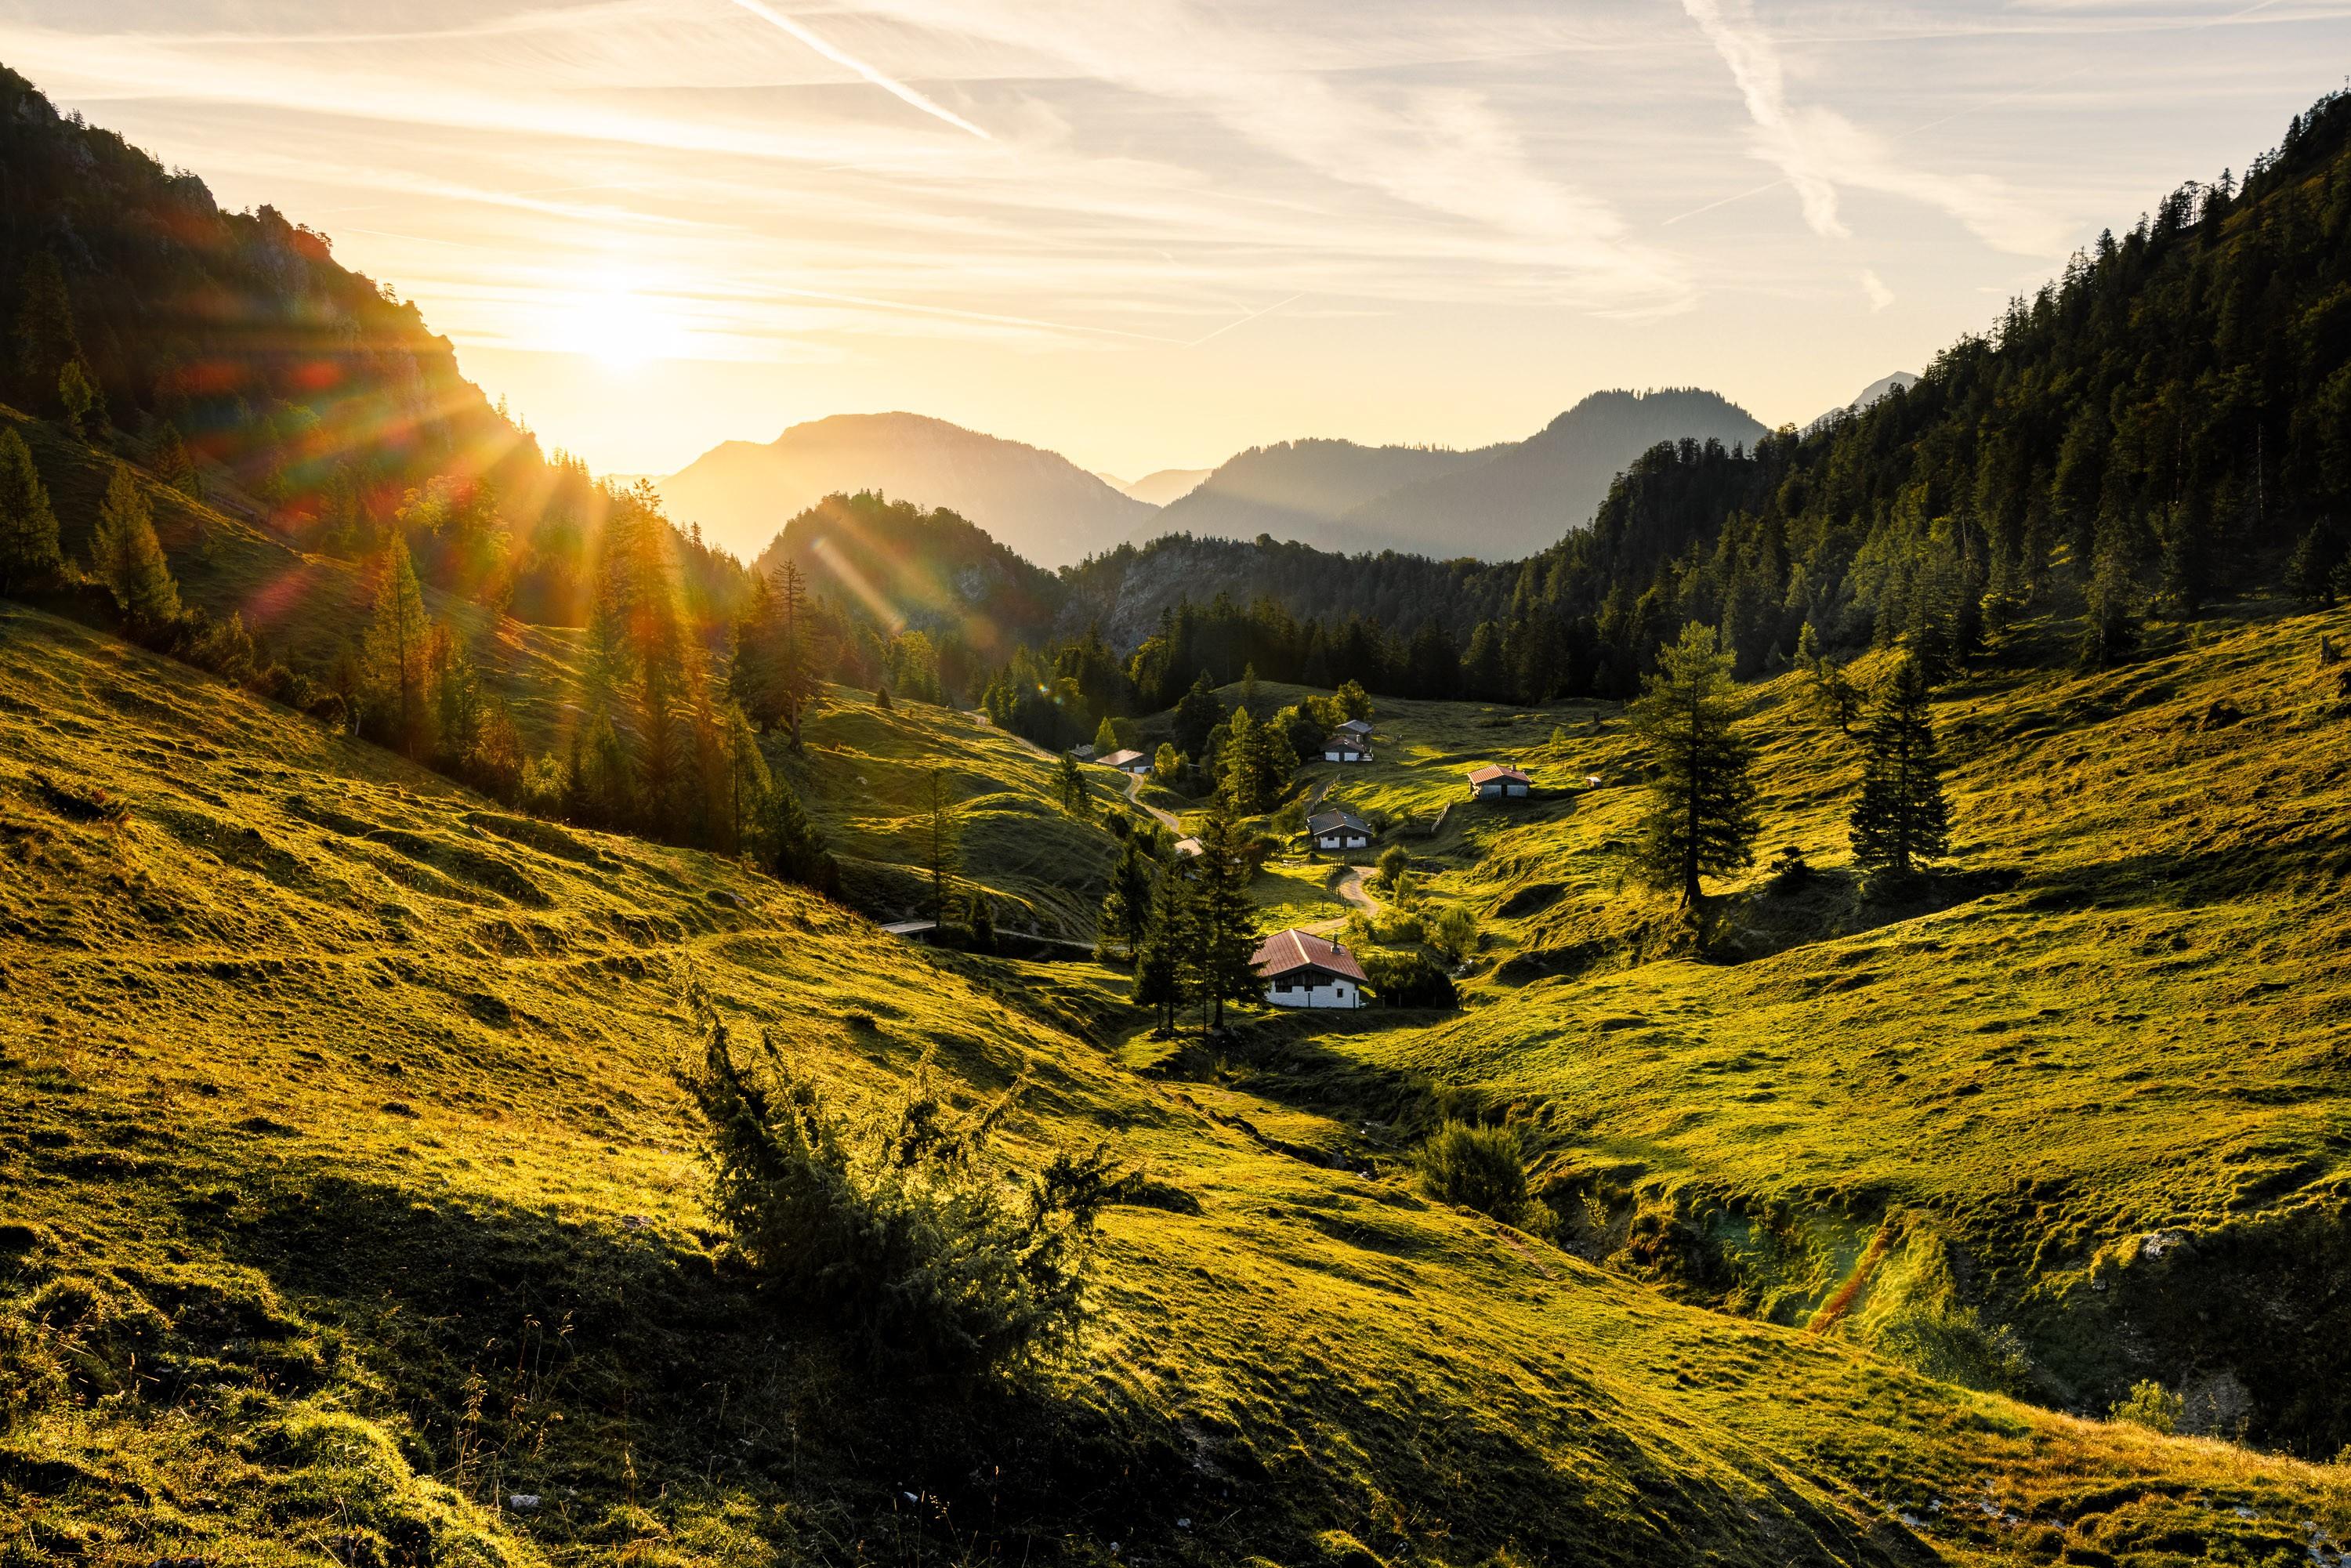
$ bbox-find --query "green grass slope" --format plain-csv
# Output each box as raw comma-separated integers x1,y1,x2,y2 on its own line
3,405,1118,943
9,605,2349,1566
1259,605,2351,1455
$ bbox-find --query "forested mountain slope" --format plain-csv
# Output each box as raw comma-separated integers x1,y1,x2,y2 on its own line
657,412,1157,567
1341,389,1767,560
7,603,2349,1567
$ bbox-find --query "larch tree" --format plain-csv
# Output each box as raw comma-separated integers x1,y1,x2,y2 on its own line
91,463,179,628
1626,622,1760,914
1848,653,1951,879
359,532,437,762
0,427,61,597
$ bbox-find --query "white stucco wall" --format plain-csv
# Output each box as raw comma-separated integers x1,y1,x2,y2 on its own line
1264,977,1361,1009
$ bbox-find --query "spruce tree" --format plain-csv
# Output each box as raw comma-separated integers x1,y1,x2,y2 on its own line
1849,654,1951,879
1091,714,1119,755
1184,795,1262,1032
924,767,959,924
1054,753,1092,817
13,253,79,411
2080,527,2143,667
0,427,61,597
92,463,180,628
1626,622,1759,911
1133,865,1186,1032
359,533,437,760
1097,838,1155,961
723,704,772,855
765,773,834,891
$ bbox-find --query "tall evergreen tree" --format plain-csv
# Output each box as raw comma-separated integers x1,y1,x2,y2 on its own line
1183,795,1261,1032
1097,838,1155,961
0,427,60,598
1133,864,1187,1032
13,252,80,411
1849,654,1951,879
766,772,835,892
359,533,436,761
1626,623,1759,911
1053,753,1092,817
91,463,179,628
924,767,959,924
723,704,771,855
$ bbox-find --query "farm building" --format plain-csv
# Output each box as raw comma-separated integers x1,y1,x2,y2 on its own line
1466,764,1532,799
1303,808,1372,852
1336,718,1372,736
1099,749,1150,774
1320,733,1372,763
1254,928,1367,1009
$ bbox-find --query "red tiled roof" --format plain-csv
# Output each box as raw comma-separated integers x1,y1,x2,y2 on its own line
1252,927,1367,983
1465,764,1531,785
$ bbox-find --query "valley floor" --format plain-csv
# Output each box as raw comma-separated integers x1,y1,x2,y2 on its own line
5,603,2351,1567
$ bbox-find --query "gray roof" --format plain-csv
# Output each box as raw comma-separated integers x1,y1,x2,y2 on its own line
1337,718,1373,733
1305,809,1370,836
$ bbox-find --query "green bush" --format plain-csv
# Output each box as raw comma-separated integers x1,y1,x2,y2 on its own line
675,990,1118,1387
2111,1378,2185,1434
1363,951,1458,1009
1415,1121,1528,1222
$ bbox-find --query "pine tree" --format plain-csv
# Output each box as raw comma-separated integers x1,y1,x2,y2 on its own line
770,559,820,748
765,772,835,891
1133,865,1187,1033
0,427,61,597
2288,521,2342,608
924,767,959,924
1849,654,1951,879
91,464,180,628
723,704,771,855
13,253,80,411
148,422,202,501
1091,714,1119,755
1183,795,1261,1032
1054,753,1092,817
358,534,437,760
57,359,103,440
1626,622,1760,912
1097,838,1155,961
2080,525,2143,667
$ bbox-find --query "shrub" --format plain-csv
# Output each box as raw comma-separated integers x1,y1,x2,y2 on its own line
674,990,1118,1387
1375,844,1409,890
1362,951,1456,1009
2110,1379,2184,1435
1429,904,1477,961
1415,1121,1528,1222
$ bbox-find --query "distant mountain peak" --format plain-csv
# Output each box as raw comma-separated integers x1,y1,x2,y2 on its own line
650,411,1153,567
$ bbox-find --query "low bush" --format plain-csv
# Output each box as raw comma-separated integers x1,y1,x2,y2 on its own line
1363,951,1457,1009
675,990,1119,1389
2111,1379,2186,1434
1415,1121,1528,1222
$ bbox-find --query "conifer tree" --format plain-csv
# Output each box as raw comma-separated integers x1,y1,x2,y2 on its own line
1092,714,1120,755
1183,795,1261,1032
57,359,103,440
359,533,437,761
148,423,202,501
1626,623,1759,912
91,463,180,628
1097,838,1155,961
924,767,959,924
13,253,80,411
2080,525,2143,667
0,427,61,597
765,772,835,892
1054,753,1092,817
1849,654,1951,879
1133,864,1186,1032
723,704,771,855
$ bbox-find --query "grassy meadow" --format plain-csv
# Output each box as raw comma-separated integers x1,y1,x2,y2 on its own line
9,603,2351,1566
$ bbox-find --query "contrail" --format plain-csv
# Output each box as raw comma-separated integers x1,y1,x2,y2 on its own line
1661,0,2295,229
1186,292,1306,347
723,0,991,141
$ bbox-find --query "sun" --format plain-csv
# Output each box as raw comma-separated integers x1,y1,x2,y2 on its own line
547,273,684,368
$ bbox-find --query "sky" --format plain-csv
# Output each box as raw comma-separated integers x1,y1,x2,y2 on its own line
5,1,2350,482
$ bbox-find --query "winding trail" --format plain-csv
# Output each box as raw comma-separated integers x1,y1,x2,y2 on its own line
969,709,1181,832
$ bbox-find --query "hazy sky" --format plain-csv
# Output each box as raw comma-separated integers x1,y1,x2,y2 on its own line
7,2,2349,481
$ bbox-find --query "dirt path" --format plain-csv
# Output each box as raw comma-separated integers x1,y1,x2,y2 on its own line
969,711,1182,833
1306,864,1382,935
